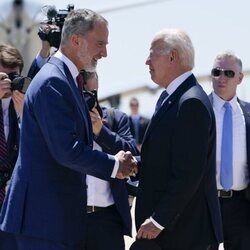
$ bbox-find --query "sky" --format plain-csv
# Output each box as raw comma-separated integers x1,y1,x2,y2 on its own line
0,0,250,102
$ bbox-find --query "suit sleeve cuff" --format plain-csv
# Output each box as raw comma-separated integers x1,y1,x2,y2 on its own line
150,216,164,230
111,156,119,178
36,53,49,68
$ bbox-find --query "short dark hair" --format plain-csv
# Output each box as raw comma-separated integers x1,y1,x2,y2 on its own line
81,70,98,82
130,97,139,107
0,44,24,73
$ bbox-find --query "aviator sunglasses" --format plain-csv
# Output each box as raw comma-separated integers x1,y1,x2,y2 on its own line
211,68,235,78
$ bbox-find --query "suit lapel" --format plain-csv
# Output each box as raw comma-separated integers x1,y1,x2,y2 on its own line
48,57,93,145
142,74,197,144
238,99,250,176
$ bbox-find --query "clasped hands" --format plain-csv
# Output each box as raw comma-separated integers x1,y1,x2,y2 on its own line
115,151,138,179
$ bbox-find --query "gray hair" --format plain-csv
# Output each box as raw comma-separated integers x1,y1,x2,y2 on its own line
60,9,108,47
155,28,195,70
214,51,242,71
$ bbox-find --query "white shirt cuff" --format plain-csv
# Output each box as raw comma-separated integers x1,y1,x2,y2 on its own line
111,156,119,178
150,216,164,230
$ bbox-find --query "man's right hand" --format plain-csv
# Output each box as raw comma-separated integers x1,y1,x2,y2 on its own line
115,151,138,179
0,73,12,99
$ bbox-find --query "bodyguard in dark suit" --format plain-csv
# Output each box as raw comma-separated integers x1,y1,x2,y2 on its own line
129,97,150,151
0,9,137,250
86,106,138,250
81,71,139,250
0,44,24,208
210,51,250,250
130,29,223,250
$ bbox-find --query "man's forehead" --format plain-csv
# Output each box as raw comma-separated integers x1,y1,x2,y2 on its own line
87,23,109,42
0,64,20,74
151,38,165,49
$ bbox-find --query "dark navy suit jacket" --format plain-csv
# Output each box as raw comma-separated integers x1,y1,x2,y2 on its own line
239,100,250,176
0,57,116,245
27,58,42,79
28,57,139,236
135,75,223,249
129,115,150,145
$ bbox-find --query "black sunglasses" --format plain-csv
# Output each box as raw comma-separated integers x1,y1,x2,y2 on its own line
211,68,235,78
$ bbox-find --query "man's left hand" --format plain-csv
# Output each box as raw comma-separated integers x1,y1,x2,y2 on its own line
137,218,162,240
12,90,24,115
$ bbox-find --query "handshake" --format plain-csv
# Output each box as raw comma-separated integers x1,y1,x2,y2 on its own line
115,151,138,179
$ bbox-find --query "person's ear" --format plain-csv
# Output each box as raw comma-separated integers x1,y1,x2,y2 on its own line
71,34,81,47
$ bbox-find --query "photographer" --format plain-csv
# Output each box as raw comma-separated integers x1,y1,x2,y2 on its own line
0,44,24,209
83,71,139,250
27,24,57,79
0,44,29,249
28,5,74,79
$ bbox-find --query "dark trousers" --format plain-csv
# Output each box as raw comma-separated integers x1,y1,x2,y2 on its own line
129,239,218,250
85,205,125,250
0,230,17,250
0,230,84,250
220,191,250,250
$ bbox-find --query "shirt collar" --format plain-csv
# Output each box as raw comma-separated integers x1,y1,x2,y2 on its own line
166,71,192,96
212,91,238,112
53,50,79,84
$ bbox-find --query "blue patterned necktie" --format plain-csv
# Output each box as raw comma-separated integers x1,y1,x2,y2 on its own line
155,90,168,112
220,102,233,191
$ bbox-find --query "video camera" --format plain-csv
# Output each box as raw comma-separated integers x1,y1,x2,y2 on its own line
83,89,103,117
7,72,31,94
80,70,103,116
38,4,74,48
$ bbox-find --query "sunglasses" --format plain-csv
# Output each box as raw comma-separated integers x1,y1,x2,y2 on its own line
211,68,235,78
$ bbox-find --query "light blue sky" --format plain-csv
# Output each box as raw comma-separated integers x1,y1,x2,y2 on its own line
1,0,250,100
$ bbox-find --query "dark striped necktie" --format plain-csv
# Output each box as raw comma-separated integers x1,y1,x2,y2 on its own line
76,73,84,99
0,100,9,204
155,90,169,112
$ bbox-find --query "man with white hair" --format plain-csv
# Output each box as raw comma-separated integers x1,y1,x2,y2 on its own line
131,28,223,250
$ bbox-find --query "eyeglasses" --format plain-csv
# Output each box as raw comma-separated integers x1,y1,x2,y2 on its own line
211,68,235,78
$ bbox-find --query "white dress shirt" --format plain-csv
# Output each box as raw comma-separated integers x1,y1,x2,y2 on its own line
212,92,249,190
87,142,115,206
166,71,192,98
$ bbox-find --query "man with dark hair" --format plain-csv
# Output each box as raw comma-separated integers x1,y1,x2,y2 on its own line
81,71,139,250
0,43,25,250
129,97,150,151
0,44,24,207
